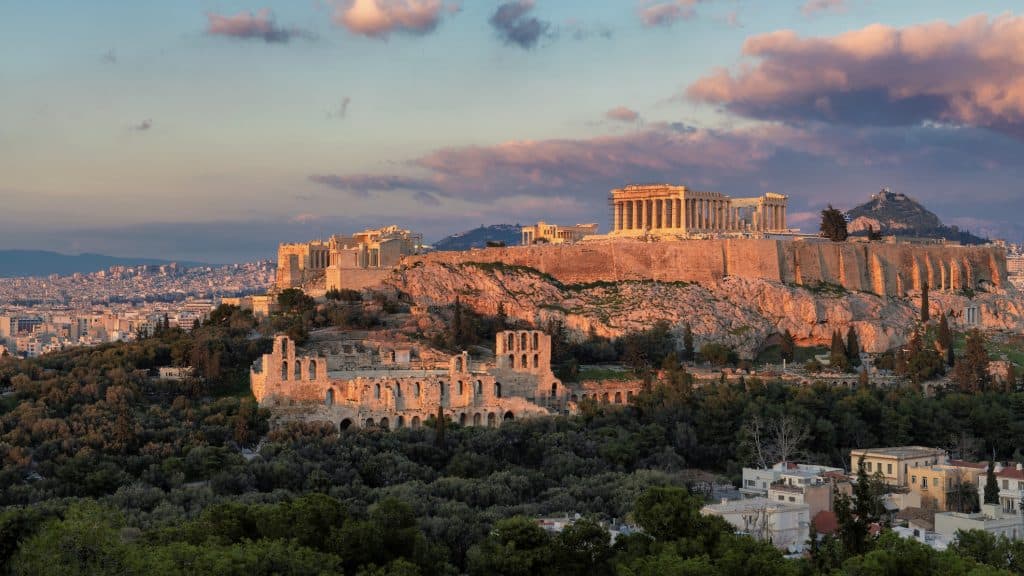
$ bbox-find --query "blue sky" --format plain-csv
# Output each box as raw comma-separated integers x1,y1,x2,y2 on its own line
2,0,1024,262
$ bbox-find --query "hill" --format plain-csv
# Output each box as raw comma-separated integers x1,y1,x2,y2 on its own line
846,189,988,244
431,224,521,251
0,250,205,278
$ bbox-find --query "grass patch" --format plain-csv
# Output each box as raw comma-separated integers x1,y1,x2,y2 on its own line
578,366,635,381
755,344,829,365
802,281,848,296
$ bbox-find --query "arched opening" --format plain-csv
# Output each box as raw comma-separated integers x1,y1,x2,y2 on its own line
374,383,381,399
325,389,334,406
439,382,446,397
379,417,390,430
487,412,497,427
476,380,483,394
339,418,352,431
533,354,539,369
281,360,289,381
395,383,402,397
504,411,515,421
308,360,317,380
397,415,405,428
507,333,514,350
507,354,514,367
520,333,527,349
455,357,463,372
626,391,634,402
533,333,539,350
294,361,301,381
412,416,421,428
365,418,375,428
415,382,421,398
494,382,502,398
458,381,464,395
521,354,527,368
614,391,622,404
459,413,466,426
601,392,609,404
571,394,579,403
550,383,558,398
473,413,482,426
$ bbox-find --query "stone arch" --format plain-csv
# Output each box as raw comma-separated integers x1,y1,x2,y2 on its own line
439,381,446,397
476,380,483,394
397,415,405,428
412,416,421,428
294,361,301,381
571,394,579,403
415,382,421,398
459,413,466,425
473,413,482,426
308,359,317,380
626,391,634,402
533,354,539,369
374,383,381,399
325,389,334,406
550,383,558,398
494,382,502,398
507,333,514,350
521,333,527,350
507,354,514,367
521,354,527,368
533,332,539,350
281,360,289,381
455,356,463,372
379,417,390,430
614,391,622,404
458,380,464,395
365,418,375,428
601,392,609,404
504,411,515,421
339,418,352,431
487,412,497,427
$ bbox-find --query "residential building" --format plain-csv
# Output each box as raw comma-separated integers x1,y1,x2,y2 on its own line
741,462,845,499
935,504,1024,542
849,446,948,487
976,462,1024,516
907,460,987,511
702,498,810,551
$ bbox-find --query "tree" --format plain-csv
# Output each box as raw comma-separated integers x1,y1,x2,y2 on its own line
984,460,999,505
846,326,861,366
920,282,930,324
830,330,849,371
820,205,849,242
434,405,446,448
938,313,954,367
495,302,508,332
633,486,705,541
954,330,991,393
836,456,885,555
867,225,883,241
780,329,795,364
859,366,869,388
771,415,810,467
682,324,695,362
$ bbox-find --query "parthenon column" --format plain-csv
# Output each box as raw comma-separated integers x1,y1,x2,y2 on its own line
614,202,621,231
633,200,640,230
662,199,669,229
675,199,682,228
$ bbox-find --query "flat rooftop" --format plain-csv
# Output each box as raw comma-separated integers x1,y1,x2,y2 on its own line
851,446,945,459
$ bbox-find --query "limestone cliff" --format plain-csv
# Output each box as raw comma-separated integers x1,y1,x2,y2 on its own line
387,260,1024,359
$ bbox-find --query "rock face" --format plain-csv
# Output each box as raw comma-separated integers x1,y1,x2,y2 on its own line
388,261,1024,359
406,239,1007,298
846,189,987,244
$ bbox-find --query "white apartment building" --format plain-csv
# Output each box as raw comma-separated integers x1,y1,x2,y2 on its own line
702,498,810,551
977,463,1024,517
936,504,1024,542
741,462,845,498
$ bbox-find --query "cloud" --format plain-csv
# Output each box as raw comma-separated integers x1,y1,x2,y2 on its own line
638,0,701,28
489,0,551,49
606,106,640,123
334,0,454,39
565,20,613,41
309,174,440,199
687,14,1024,136
206,9,314,43
801,0,846,16
131,119,152,131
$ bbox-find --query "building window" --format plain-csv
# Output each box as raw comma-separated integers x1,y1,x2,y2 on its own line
887,463,893,474
778,496,784,501
1004,480,1010,489
867,462,872,472
912,475,917,483
746,480,755,487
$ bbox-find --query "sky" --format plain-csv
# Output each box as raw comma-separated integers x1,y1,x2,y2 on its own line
2,0,1024,263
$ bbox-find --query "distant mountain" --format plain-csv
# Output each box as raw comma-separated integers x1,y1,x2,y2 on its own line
432,225,522,251
846,189,988,245
0,250,206,278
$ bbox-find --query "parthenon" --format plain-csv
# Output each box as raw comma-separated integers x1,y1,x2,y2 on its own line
609,184,788,236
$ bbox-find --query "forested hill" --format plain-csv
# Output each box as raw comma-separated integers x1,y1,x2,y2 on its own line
0,249,205,277
845,189,988,244
432,224,521,251
1,297,1023,574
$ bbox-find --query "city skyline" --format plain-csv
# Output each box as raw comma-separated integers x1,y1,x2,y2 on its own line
4,0,1024,262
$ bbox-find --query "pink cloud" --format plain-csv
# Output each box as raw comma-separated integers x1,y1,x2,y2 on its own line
638,0,701,28
605,106,640,123
687,14,1024,136
206,9,313,43
334,0,455,39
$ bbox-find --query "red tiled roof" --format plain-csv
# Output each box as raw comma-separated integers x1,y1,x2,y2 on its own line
813,511,838,536
996,466,1024,480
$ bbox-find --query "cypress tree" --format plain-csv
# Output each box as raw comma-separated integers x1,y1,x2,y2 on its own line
495,301,508,332
434,405,446,448
846,326,861,366
682,324,695,362
780,329,795,363
830,330,848,370
985,460,1000,505
921,281,930,324
819,205,849,242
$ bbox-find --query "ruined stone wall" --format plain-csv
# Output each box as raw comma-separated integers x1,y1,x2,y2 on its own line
405,239,1007,297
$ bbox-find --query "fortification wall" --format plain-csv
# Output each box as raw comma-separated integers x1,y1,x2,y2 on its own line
405,239,1006,297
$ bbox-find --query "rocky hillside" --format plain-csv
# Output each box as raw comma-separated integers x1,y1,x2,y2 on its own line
846,189,987,244
431,225,521,251
388,261,1024,359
